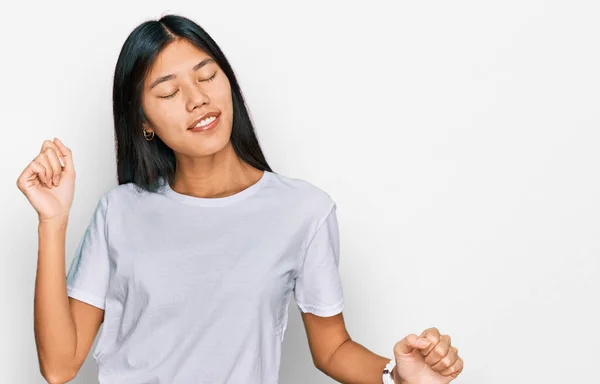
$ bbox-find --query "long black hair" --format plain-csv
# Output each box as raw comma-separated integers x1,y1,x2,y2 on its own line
113,14,272,192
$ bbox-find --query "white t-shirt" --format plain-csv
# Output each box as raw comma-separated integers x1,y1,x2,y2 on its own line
66,170,344,383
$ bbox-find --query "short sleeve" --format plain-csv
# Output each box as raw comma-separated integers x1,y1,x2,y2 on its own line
66,195,110,310
294,204,344,317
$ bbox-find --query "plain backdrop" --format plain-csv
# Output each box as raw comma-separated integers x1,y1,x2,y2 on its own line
2,1,599,383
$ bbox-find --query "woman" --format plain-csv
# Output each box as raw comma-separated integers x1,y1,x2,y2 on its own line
17,14,463,384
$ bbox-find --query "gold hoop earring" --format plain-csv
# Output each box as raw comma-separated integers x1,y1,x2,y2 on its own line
143,128,155,141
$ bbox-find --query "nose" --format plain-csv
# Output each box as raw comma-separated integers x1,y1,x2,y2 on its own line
184,83,210,112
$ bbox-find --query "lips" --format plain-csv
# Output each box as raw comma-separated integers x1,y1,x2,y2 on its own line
188,111,220,130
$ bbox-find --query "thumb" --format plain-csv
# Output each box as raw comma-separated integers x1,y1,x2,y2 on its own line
53,138,74,173
394,334,432,356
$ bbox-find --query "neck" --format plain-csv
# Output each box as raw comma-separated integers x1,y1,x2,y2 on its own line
171,142,263,199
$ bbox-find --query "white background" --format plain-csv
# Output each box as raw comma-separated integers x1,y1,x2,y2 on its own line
1,1,599,383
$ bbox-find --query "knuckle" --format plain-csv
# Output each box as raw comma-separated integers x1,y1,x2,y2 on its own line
442,355,453,368
404,333,417,343
438,335,449,347
434,344,447,356
446,365,457,375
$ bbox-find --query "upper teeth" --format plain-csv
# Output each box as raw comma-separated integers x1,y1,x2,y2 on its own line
196,116,216,128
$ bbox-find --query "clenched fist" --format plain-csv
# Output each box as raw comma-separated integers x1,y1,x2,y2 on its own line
392,327,463,384
16,138,76,223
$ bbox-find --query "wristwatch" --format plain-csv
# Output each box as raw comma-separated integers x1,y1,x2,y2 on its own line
382,359,396,384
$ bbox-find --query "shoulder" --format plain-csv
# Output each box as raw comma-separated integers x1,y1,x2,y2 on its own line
101,182,142,201
95,182,154,213
267,171,336,218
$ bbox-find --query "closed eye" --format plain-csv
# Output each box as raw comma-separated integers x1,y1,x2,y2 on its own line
202,72,217,83
159,73,217,99
159,90,179,99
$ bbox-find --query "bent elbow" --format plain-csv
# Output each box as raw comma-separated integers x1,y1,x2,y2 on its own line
41,369,77,384
313,356,330,374
40,361,78,384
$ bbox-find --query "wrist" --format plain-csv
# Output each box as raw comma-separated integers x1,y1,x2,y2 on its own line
391,366,403,384
38,216,69,232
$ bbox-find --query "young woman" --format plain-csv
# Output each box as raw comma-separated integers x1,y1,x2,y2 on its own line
17,14,463,384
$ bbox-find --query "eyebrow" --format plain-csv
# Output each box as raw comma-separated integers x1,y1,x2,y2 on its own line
149,58,216,89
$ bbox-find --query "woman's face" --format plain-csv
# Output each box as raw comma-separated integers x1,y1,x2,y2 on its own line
141,39,233,157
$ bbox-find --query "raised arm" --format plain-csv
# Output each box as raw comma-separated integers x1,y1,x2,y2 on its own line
18,138,104,383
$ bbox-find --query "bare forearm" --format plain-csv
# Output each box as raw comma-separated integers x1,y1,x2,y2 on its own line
319,339,390,384
35,219,78,380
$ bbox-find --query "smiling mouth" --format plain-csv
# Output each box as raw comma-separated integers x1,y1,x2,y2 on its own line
188,113,220,133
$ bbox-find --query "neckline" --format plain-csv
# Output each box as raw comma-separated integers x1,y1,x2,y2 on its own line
161,170,271,207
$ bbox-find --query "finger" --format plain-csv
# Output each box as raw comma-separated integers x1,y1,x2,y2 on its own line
45,148,63,186
420,328,443,356
42,139,66,169
41,139,61,159
17,160,48,191
440,356,463,377
34,153,53,187
424,334,451,366
430,346,459,373
393,334,432,356
53,138,73,172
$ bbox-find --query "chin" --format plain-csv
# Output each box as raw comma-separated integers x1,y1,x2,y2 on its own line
195,137,233,157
